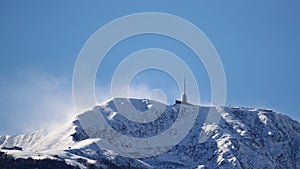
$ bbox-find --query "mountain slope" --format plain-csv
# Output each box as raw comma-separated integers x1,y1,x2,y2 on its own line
1,98,300,168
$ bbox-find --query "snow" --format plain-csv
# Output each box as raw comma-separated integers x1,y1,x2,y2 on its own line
108,111,117,120
147,104,153,108
1,98,300,168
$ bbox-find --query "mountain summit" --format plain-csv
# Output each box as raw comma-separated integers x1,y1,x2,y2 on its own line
1,98,300,168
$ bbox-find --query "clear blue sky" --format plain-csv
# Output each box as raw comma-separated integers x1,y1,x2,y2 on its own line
0,1,299,135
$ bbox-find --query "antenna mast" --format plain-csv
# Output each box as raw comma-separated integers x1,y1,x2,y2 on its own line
184,76,186,95
182,74,188,104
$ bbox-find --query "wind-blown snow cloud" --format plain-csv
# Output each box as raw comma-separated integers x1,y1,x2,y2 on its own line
96,84,169,105
0,70,75,135
0,70,170,135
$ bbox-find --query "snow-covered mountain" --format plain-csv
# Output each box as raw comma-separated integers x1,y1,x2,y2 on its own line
1,98,300,168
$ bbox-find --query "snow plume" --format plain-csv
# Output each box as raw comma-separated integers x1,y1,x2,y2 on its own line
0,70,75,135
0,70,167,135
96,84,168,105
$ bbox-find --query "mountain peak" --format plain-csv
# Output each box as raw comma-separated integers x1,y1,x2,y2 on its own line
1,98,300,168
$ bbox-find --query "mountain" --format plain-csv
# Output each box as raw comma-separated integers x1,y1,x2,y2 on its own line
1,98,300,168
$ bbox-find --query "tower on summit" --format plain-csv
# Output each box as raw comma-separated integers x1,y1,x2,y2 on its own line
182,76,188,104
175,75,189,105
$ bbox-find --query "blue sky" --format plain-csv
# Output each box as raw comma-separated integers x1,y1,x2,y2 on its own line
0,1,299,135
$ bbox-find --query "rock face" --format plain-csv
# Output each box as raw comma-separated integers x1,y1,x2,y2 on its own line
1,98,300,169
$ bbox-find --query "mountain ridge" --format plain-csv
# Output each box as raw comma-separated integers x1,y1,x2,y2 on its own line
1,98,300,168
